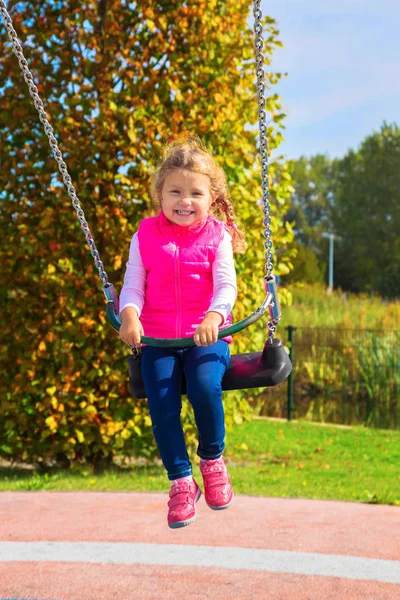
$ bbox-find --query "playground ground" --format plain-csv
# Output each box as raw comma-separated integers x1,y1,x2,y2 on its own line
0,490,399,599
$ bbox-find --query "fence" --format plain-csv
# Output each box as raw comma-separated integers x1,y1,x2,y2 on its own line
251,327,400,430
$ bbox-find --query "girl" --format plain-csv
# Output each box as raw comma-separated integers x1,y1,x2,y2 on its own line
119,136,246,529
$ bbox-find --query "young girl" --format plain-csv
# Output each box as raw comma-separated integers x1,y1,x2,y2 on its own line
119,136,246,529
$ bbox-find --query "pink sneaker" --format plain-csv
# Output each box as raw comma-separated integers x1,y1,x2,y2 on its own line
200,457,233,510
167,478,201,529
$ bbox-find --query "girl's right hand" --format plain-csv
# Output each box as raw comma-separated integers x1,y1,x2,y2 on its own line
119,310,144,348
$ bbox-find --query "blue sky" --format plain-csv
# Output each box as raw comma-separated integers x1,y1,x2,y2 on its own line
261,0,400,160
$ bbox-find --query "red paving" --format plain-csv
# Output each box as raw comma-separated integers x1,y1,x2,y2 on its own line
1,491,399,599
2,563,400,600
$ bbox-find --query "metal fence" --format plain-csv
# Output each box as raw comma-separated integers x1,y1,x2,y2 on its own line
251,327,400,430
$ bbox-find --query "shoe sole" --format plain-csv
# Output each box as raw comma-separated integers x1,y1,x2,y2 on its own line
206,494,234,511
168,487,202,529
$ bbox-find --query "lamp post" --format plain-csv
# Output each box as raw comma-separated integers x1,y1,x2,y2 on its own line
321,232,335,293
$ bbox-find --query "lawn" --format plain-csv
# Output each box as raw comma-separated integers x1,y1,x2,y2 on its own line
1,418,399,506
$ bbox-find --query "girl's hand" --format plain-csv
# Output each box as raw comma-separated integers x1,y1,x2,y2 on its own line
119,308,144,348
193,312,223,346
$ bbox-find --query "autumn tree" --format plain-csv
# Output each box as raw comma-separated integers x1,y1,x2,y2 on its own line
0,0,293,465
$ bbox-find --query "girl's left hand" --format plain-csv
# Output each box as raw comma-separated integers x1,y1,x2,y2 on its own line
193,312,223,346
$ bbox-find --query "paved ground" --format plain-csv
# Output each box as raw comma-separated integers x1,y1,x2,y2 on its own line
0,491,399,599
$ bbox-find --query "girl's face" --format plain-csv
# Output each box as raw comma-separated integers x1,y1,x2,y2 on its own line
160,169,213,227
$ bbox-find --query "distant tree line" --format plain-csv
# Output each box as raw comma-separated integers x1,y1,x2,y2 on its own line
284,122,400,298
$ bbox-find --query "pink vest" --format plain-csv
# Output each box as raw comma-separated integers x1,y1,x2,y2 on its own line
137,211,232,343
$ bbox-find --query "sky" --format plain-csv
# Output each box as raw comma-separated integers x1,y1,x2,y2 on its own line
260,0,400,160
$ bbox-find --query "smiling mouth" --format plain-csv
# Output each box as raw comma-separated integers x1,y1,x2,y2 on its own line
175,210,195,216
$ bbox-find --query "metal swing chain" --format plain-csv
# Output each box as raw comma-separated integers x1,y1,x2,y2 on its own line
0,0,109,288
253,0,280,341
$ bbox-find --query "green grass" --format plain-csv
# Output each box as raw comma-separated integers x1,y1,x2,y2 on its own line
279,283,400,330
1,418,399,505
225,418,400,505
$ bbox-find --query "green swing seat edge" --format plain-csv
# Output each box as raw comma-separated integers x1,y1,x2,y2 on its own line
104,284,292,397
128,338,292,399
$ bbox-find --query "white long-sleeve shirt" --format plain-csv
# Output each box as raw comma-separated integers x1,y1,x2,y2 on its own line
119,230,237,324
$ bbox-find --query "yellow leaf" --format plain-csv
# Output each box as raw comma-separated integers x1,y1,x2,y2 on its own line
75,429,85,443
240,443,248,451
225,157,236,169
38,341,47,352
107,423,117,436
45,416,57,431
127,121,136,143
47,264,56,274
276,263,290,276
46,386,57,396
146,19,155,32
214,93,226,104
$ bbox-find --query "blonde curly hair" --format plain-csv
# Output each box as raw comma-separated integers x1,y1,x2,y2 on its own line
150,135,247,254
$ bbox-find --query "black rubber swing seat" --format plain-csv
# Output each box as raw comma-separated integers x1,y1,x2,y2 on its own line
128,338,292,399
104,280,291,398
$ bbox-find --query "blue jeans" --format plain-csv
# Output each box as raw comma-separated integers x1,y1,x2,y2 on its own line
140,340,230,480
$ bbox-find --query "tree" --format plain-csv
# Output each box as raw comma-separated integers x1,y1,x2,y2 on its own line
0,0,294,465
283,242,325,285
332,123,400,297
285,154,336,252
286,124,400,297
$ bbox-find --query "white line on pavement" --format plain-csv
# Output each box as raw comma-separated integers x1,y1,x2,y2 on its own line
0,542,399,584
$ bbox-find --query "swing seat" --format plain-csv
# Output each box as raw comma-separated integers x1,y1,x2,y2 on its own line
128,338,292,399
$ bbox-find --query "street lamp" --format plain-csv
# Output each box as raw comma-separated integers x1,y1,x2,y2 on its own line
321,232,336,293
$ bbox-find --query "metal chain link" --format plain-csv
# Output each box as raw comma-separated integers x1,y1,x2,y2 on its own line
253,1,280,341
253,0,274,280
0,0,109,287
268,314,278,344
